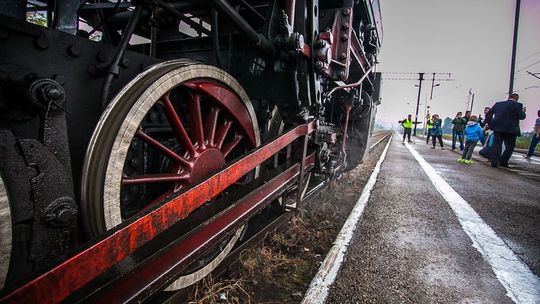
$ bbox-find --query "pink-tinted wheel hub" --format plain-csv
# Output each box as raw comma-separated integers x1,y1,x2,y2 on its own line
187,149,226,183
121,79,257,214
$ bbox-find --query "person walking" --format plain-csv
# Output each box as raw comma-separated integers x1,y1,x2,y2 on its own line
524,109,540,159
478,107,490,128
426,115,433,144
451,111,466,150
430,114,444,149
485,93,526,168
402,114,413,143
478,106,491,145
458,115,483,164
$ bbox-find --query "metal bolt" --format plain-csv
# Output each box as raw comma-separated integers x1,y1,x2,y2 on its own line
121,57,131,68
339,52,347,60
97,50,108,62
341,33,349,41
342,8,351,16
130,157,139,168
338,71,346,78
43,197,77,227
316,39,326,48
56,209,74,226
68,45,80,57
159,113,167,123
315,61,325,70
131,140,139,149
35,35,49,49
342,22,349,30
45,86,62,100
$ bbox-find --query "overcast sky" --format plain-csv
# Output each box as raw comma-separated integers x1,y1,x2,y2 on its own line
376,0,540,131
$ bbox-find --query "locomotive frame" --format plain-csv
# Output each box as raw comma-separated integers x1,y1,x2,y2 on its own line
0,0,382,302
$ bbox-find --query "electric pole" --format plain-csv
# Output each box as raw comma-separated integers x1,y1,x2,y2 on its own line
382,72,453,136
413,73,424,136
509,0,521,94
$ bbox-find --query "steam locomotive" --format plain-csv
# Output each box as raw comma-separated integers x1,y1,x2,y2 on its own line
0,0,381,301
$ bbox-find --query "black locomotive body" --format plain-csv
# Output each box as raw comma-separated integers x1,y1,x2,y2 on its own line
0,0,382,301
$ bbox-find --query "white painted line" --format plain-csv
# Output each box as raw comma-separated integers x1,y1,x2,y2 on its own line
404,141,540,304
301,134,393,304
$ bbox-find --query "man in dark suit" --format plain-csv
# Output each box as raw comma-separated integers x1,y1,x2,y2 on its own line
485,93,526,167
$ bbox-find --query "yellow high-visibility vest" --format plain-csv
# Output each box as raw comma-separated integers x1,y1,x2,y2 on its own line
403,118,413,129
427,119,433,129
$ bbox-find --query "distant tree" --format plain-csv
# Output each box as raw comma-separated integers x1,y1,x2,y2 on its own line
442,117,453,134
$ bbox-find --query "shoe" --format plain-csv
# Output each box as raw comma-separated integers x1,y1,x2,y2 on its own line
452,148,455,151
523,155,531,159
499,163,509,168
441,147,445,150
464,160,473,164
431,146,435,149
457,158,464,162
408,140,413,142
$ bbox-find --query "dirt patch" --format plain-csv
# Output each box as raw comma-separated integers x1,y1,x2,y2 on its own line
185,137,389,303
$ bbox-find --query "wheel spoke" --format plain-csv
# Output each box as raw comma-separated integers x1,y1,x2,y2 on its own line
122,172,189,185
221,133,243,158
214,120,232,150
160,94,197,156
204,107,220,147
135,129,193,169
187,92,205,148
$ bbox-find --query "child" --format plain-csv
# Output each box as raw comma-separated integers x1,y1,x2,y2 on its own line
523,109,540,159
458,115,484,164
430,114,444,149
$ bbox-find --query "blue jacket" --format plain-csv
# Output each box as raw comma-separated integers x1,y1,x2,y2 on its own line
464,122,484,142
431,119,442,136
485,100,526,135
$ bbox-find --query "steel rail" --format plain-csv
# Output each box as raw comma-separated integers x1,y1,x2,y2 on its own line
0,122,316,304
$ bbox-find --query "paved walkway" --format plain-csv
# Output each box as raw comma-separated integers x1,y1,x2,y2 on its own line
304,134,540,303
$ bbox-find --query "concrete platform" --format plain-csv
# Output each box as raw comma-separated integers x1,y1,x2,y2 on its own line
303,133,540,303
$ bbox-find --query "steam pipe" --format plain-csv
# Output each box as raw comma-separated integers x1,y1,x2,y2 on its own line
100,3,144,108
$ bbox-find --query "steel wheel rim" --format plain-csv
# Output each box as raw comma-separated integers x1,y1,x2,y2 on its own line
0,173,12,290
81,61,260,290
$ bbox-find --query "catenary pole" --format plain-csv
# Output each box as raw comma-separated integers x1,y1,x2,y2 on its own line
414,73,424,136
509,0,521,94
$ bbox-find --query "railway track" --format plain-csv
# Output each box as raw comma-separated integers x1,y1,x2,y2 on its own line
158,131,393,303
